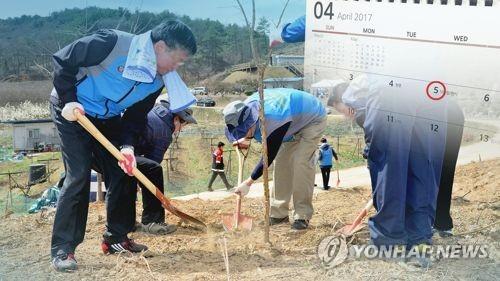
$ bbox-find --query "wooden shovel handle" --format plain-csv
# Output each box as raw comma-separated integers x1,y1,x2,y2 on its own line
236,147,244,185
335,163,340,188
234,193,242,228
74,110,206,228
348,198,374,231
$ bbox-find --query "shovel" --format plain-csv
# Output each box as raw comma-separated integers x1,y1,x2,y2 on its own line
335,162,340,188
221,146,253,231
74,109,206,229
221,194,253,231
336,198,373,236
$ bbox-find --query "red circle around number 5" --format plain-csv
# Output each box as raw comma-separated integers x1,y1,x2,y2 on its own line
426,81,446,101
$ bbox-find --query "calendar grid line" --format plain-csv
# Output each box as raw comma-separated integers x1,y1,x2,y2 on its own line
312,29,500,50
309,64,500,93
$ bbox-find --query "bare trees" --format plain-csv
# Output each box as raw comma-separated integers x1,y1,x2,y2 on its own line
234,0,291,244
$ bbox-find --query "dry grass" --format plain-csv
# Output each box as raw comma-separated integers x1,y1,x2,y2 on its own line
0,100,50,121
0,80,52,121
0,81,52,104
0,159,498,280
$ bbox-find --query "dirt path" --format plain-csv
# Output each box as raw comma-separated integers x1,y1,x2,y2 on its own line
457,119,500,165
176,119,500,202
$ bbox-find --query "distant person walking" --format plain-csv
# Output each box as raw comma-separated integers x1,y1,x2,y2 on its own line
207,142,232,191
318,138,339,190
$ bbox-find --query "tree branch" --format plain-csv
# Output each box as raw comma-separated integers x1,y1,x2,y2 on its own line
274,0,291,28
33,60,53,79
235,0,250,28
233,0,292,245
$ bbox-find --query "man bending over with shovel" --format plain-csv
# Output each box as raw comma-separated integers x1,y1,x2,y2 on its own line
49,21,197,272
223,88,327,230
327,76,447,267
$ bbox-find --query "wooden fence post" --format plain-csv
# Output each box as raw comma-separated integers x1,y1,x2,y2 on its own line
337,135,340,154
96,173,104,202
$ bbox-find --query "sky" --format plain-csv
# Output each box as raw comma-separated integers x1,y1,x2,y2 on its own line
0,0,306,30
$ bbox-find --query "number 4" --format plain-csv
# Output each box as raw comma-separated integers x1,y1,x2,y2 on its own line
324,2,334,19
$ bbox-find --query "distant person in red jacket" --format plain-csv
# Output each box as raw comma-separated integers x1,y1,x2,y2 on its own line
207,142,232,191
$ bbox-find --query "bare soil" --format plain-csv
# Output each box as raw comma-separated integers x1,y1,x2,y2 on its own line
0,159,499,281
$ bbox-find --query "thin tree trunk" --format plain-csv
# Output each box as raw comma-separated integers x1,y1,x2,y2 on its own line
257,67,270,244
235,0,290,245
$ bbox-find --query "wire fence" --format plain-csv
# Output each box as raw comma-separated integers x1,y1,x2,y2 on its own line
159,132,367,196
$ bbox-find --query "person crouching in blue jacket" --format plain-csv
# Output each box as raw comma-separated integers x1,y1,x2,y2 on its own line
91,100,196,235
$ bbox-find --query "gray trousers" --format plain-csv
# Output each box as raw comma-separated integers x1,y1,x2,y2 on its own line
271,117,327,220
207,171,232,190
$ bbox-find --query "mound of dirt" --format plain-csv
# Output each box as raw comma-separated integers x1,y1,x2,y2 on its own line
0,159,498,280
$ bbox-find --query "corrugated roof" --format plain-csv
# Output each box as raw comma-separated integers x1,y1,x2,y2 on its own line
1,119,53,124
263,77,304,82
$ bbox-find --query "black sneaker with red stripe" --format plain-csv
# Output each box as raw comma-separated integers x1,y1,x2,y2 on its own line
101,238,148,254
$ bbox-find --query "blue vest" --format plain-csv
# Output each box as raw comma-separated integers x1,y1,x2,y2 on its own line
75,30,164,118
319,144,333,167
248,88,326,142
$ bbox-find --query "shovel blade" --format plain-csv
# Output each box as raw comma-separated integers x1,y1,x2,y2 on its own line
221,214,235,231
237,215,253,231
221,213,253,231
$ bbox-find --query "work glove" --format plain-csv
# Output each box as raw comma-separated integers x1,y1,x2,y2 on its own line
233,138,251,150
118,146,136,176
269,26,284,48
234,181,251,197
61,102,84,121
270,39,283,49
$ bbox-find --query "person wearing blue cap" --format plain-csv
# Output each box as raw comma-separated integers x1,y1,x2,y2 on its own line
133,100,197,234
87,99,195,236
223,88,327,230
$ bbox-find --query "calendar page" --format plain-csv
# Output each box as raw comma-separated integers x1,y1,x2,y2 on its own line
304,0,500,153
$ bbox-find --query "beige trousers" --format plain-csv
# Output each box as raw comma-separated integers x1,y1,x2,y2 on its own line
270,117,327,220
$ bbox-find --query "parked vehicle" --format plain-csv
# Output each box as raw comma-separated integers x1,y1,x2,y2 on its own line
191,86,208,95
35,142,55,152
196,97,216,107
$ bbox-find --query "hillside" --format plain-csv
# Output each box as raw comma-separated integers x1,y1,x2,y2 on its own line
0,7,269,84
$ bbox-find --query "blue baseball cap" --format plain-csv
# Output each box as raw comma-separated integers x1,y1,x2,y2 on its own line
223,100,259,142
